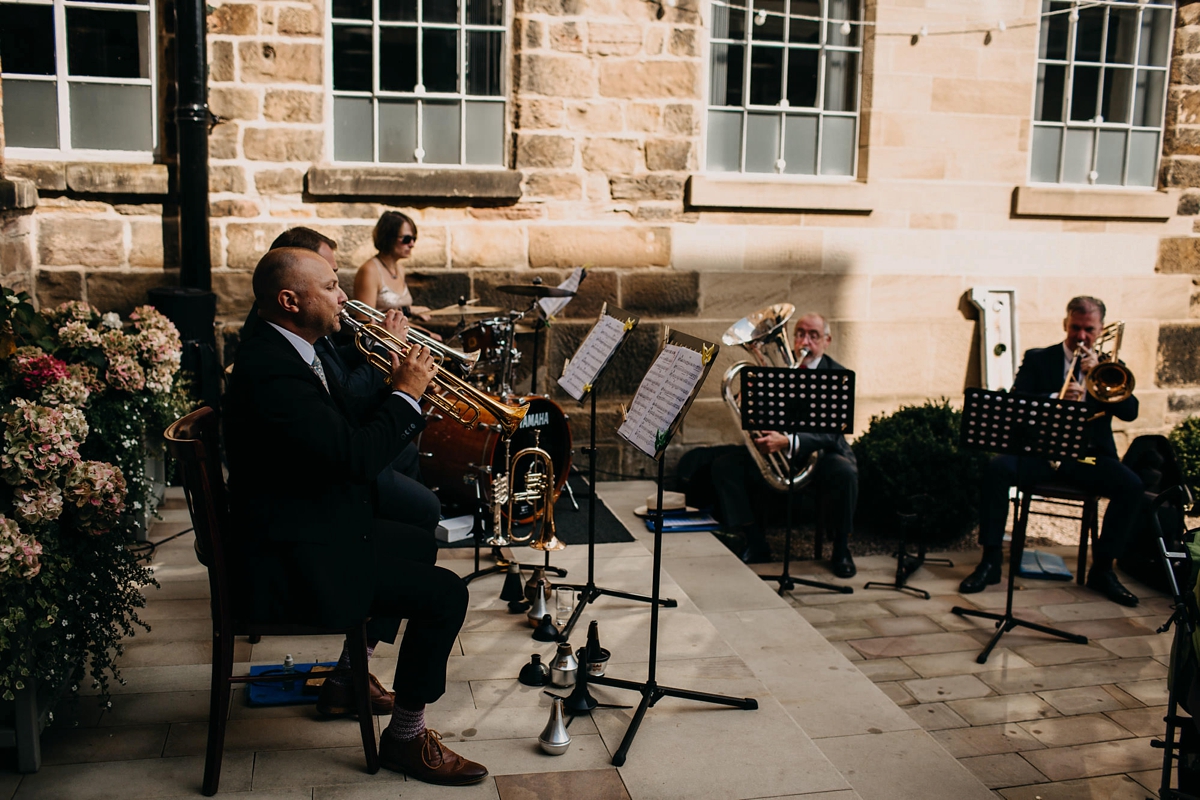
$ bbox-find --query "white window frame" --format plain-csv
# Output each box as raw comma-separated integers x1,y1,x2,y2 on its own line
1,0,158,162
325,0,510,168
702,0,863,179
1028,0,1174,189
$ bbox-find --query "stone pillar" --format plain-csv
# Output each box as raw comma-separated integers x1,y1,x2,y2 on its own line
0,63,40,295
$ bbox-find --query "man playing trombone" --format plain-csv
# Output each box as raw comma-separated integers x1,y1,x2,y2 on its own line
959,296,1144,607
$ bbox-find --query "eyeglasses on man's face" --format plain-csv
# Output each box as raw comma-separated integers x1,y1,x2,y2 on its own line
795,328,826,341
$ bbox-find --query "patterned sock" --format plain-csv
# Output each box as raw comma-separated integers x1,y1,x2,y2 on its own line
327,639,379,686
387,704,426,741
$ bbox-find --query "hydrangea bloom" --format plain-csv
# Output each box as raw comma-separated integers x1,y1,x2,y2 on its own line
0,515,42,580
12,483,63,525
11,349,69,393
64,460,126,534
46,301,99,329
57,321,103,350
0,399,84,486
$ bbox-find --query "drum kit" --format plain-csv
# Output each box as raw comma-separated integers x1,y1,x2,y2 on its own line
418,282,578,528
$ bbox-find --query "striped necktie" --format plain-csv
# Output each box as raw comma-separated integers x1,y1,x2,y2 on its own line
310,354,329,392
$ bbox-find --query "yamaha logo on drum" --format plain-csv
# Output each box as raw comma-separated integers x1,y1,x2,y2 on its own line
520,412,550,429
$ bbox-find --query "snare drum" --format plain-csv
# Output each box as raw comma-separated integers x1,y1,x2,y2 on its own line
457,317,513,370
420,396,572,524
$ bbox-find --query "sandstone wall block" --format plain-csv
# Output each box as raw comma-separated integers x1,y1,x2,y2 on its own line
523,170,584,200
628,103,662,132
1168,127,1200,157
226,222,287,268
1173,57,1200,88
567,101,624,132
515,17,544,49
609,174,684,200
4,161,66,192
0,214,36,276
243,127,324,162
238,41,323,85
35,269,84,309
210,199,261,217
66,163,169,194
467,205,546,221
210,40,235,82
515,0,584,14
209,87,260,120
528,225,670,268
129,220,166,267
549,21,584,52
315,202,380,218
1180,190,1200,217
264,90,324,123
87,269,175,315
403,270,470,309
207,3,258,35
212,270,255,316
277,7,321,35
559,268,616,318
1163,157,1200,189
518,54,597,97
645,138,691,171
516,98,567,129
582,137,641,172
1158,236,1200,274
38,217,124,266
1159,323,1200,386
622,269,698,315
516,134,576,168
449,225,527,268
209,123,239,159
1175,88,1200,125
669,28,698,57
599,60,698,99
588,22,643,56
209,165,247,193
255,168,304,195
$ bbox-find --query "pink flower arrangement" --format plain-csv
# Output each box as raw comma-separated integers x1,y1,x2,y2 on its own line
0,399,85,486
12,483,63,525
0,515,42,580
12,349,69,393
64,460,127,534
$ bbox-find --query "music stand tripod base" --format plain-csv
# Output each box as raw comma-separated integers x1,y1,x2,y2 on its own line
462,546,567,586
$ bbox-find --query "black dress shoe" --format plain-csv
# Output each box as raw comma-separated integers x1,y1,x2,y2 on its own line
740,542,773,564
830,550,856,579
1086,569,1139,607
958,560,1001,594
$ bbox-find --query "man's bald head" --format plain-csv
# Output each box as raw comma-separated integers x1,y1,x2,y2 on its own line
253,247,322,313
253,247,347,342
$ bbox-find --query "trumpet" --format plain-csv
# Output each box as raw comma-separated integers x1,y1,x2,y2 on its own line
343,299,479,373
338,307,528,438
1057,321,1136,405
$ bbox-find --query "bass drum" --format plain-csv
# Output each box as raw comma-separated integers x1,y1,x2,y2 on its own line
420,396,572,524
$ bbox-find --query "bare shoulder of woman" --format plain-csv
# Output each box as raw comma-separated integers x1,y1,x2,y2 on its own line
353,258,378,303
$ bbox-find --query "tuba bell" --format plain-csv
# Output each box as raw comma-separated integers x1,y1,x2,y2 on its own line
720,304,820,492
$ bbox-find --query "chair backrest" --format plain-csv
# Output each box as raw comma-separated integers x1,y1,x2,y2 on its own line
164,406,236,627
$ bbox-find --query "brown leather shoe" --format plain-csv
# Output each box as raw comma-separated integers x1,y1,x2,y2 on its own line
379,728,489,786
315,672,395,717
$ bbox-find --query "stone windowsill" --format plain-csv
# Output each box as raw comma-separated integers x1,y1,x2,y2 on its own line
5,161,169,195
0,177,38,211
307,166,523,199
686,174,873,213
1013,185,1178,220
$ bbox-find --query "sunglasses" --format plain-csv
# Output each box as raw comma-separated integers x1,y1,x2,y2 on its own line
399,234,417,245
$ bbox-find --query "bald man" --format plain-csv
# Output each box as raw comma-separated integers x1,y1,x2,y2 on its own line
224,248,487,786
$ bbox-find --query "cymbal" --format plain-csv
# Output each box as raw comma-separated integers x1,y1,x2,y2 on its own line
425,303,507,317
514,322,538,335
495,284,576,298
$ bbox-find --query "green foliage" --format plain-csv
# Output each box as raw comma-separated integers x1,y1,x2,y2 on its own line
852,399,989,544
1170,416,1200,508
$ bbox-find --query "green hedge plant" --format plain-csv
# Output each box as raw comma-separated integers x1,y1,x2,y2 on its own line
1170,416,1200,511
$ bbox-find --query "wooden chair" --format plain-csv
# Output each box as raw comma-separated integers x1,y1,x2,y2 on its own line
164,406,379,796
1012,482,1099,585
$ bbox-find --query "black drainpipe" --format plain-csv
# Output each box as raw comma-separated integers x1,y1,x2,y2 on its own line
149,0,219,409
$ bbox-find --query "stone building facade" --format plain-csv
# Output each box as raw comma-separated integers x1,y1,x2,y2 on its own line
2,0,1200,474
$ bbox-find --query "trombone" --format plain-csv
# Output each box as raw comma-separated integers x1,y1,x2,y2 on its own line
343,299,479,373
338,306,528,438
1057,321,1136,405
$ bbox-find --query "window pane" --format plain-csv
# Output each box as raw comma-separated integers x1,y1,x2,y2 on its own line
820,115,855,176
1036,64,1066,121
379,0,416,21
1126,130,1159,186
1070,65,1100,121
1101,66,1133,124
751,0,784,42
466,30,501,95
788,0,819,45
423,100,461,163
334,96,373,161
2,79,58,148
333,0,370,19
709,43,744,106
823,50,856,112
826,0,859,47
1030,125,1062,182
1074,5,1104,62
465,100,503,164
1062,127,1094,183
379,99,417,161
1138,8,1172,67
0,4,55,75
69,82,152,150
782,114,816,175
425,0,457,23
67,8,144,78
744,111,779,172
333,26,373,91
380,26,417,91
1095,129,1126,184
1039,0,1070,60
706,109,742,171
786,47,818,107
710,2,745,41
1132,69,1165,127
423,28,458,92
467,0,504,26
1104,8,1138,64
748,45,782,105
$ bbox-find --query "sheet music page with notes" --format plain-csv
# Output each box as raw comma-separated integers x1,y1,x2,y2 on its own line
557,313,627,401
618,343,705,457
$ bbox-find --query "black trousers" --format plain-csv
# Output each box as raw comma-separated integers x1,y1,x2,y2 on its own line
977,454,1145,561
376,442,441,534
364,518,467,706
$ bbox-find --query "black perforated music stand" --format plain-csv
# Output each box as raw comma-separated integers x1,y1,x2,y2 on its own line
951,388,1092,663
741,367,855,595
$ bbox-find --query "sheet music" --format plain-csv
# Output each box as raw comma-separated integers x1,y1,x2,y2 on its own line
618,343,704,457
538,267,585,319
557,314,627,401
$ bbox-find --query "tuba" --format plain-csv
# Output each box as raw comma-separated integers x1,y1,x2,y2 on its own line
485,435,563,550
338,307,528,437
1057,321,1136,404
720,304,820,492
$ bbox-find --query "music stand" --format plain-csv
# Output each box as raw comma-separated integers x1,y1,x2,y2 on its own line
740,366,855,595
951,388,1091,663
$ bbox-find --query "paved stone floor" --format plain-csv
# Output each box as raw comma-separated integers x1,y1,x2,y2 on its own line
0,480,1182,799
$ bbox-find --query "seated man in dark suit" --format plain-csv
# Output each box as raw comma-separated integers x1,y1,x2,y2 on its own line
959,295,1144,607
225,248,487,785
685,312,859,578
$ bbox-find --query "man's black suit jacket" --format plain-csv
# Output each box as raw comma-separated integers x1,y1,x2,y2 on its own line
224,322,425,628
1012,343,1138,459
790,354,855,462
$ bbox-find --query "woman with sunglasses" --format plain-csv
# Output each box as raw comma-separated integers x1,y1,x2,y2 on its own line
354,210,432,321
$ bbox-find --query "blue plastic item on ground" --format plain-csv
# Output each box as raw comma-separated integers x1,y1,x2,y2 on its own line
245,661,337,706
1017,549,1074,581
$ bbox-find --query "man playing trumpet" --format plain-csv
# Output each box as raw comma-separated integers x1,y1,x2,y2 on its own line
959,296,1144,607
